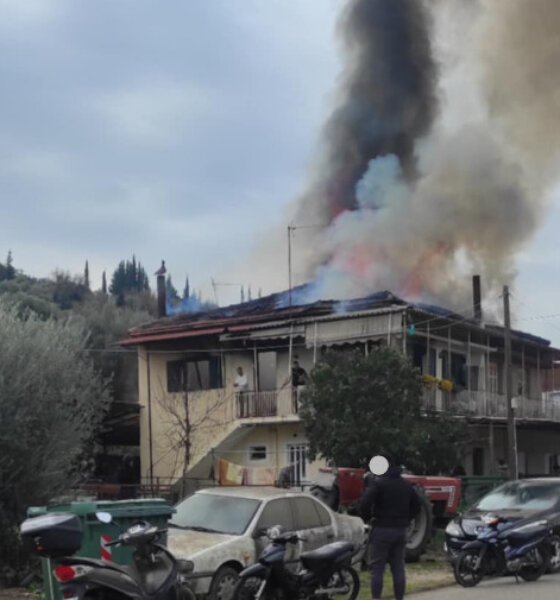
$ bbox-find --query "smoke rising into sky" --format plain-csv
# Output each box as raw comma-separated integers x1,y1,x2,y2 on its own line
286,0,560,308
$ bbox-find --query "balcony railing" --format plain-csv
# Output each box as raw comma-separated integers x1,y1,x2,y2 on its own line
422,388,560,422
235,388,299,419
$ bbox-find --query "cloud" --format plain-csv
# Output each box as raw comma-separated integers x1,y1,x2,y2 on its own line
92,81,221,146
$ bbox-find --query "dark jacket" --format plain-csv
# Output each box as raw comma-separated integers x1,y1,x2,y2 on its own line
360,467,421,528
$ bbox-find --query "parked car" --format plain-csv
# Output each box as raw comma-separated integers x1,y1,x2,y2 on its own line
445,478,560,572
167,486,368,600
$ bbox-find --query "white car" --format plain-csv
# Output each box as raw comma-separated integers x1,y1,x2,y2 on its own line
167,486,368,600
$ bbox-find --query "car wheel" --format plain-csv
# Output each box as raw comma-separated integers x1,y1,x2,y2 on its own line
405,487,433,562
547,534,560,573
209,566,239,600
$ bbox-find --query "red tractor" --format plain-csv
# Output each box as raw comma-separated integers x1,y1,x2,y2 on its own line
310,467,461,562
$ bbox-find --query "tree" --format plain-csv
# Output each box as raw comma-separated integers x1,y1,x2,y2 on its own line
101,270,107,295
84,260,90,290
109,256,150,297
299,347,469,474
0,299,110,570
183,275,190,299
6,251,15,280
52,270,89,309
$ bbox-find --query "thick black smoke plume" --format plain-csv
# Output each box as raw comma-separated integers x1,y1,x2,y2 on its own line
300,0,438,221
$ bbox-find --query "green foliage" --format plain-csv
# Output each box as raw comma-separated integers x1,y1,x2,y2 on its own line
0,250,16,282
299,347,469,474
52,270,90,309
0,299,110,567
109,255,150,297
73,294,152,403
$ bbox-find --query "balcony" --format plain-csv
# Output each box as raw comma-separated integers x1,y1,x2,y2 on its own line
422,388,560,422
235,389,299,420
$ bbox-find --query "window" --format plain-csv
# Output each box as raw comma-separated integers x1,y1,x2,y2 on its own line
314,500,332,527
468,366,479,391
249,445,267,461
256,499,294,532
166,356,222,392
473,447,484,476
167,360,184,393
292,497,322,530
428,349,436,376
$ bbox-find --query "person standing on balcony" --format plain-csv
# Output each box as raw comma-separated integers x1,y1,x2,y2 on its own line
234,366,249,417
281,358,308,412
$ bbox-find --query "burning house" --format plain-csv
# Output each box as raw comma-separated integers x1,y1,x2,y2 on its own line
121,274,560,495
120,0,560,494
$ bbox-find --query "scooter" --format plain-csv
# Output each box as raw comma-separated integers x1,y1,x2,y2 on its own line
454,514,550,587
20,511,195,600
232,526,360,600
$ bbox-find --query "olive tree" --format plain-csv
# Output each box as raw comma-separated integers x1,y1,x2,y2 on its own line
299,347,469,474
0,299,110,574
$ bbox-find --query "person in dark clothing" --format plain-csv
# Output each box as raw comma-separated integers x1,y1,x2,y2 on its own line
361,457,420,600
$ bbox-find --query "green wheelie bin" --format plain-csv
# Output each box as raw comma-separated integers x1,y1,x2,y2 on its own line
27,498,175,600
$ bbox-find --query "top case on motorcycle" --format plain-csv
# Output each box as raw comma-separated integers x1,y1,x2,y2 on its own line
300,542,354,571
505,526,548,546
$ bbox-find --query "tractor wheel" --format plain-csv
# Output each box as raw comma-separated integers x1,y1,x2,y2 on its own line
405,487,433,562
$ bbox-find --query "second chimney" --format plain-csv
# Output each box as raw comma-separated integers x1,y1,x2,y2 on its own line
155,260,167,318
473,274,482,322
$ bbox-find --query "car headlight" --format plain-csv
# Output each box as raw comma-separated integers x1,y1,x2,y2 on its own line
508,520,547,535
445,521,463,537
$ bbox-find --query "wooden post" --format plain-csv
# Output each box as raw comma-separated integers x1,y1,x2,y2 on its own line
503,285,518,480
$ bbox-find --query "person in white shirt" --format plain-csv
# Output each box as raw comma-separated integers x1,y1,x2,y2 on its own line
234,366,249,416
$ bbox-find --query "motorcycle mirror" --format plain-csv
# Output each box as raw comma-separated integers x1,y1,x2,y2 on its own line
95,511,113,524
369,455,389,476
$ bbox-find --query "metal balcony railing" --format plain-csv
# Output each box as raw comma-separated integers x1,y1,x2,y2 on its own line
422,388,560,422
235,388,299,419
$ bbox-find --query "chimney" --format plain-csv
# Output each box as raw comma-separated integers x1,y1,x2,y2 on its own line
472,274,482,322
155,260,167,318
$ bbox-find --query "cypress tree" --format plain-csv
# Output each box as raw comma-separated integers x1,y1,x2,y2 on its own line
84,260,90,290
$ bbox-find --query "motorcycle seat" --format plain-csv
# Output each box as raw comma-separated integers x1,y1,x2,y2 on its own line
507,527,548,544
300,541,354,570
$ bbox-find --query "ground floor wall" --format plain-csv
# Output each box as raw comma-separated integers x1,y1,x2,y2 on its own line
211,422,327,487
463,423,560,476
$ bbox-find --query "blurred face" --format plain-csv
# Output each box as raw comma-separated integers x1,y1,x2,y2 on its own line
293,361,299,369
237,367,243,375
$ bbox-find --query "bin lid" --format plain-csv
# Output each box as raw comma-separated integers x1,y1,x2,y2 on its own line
28,498,175,519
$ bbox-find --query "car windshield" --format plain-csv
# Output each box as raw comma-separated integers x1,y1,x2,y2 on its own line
170,493,261,535
475,482,560,512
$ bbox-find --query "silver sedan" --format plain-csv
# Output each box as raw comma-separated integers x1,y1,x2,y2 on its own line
168,486,368,600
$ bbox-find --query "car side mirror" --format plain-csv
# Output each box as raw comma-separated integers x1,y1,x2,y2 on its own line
95,511,113,524
252,527,267,538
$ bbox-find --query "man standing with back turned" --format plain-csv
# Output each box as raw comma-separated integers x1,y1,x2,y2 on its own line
361,455,420,600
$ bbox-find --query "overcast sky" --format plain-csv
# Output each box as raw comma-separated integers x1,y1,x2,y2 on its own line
1,0,559,344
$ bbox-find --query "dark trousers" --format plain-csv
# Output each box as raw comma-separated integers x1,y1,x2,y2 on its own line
369,526,407,600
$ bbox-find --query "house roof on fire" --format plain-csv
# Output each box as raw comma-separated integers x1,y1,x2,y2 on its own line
120,284,552,350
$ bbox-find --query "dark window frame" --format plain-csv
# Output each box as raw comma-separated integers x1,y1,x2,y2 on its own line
166,355,223,393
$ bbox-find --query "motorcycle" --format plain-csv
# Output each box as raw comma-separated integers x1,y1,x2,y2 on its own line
232,526,360,600
454,514,551,587
20,511,195,600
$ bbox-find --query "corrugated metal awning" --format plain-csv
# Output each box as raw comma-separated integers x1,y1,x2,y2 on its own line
305,310,404,348
220,324,305,342
119,326,224,346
